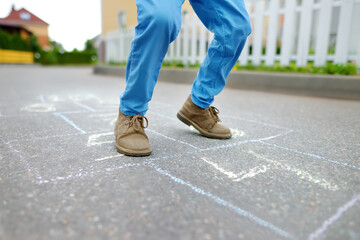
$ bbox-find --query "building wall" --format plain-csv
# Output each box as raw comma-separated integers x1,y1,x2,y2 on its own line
101,0,193,37
22,24,49,49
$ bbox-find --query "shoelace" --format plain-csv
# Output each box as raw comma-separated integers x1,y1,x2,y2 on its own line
125,114,149,131
208,106,220,123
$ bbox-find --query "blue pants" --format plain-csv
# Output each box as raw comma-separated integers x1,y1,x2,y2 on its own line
120,0,251,116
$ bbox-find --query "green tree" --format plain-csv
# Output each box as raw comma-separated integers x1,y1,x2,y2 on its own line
84,39,96,52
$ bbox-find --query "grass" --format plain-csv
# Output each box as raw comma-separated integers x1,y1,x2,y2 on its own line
105,60,359,76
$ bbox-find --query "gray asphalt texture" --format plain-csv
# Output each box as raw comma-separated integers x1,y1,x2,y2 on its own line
0,65,359,240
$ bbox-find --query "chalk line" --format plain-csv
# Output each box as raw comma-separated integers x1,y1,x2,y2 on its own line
39,95,45,103
36,162,142,185
308,194,360,240
260,141,360,171
87,132,113,146
73,101,96,112
147,129,201,150
248,150,340,191
235,165,269,182
53,112,86,134
21,103,56,113
201,157,239,180
6,142,43,181
223,115,291,130
152,165,292,239
95,154,124,162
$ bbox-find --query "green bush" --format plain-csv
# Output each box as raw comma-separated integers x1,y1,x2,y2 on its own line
37,50,97,65
0,29,31,51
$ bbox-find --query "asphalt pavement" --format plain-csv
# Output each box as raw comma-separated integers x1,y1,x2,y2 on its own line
0,65,359,240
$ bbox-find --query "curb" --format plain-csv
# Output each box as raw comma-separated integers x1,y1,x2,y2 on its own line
93,65,360,100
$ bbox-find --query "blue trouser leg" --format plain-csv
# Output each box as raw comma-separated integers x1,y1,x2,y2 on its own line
189,0,251,108
120,0,184,116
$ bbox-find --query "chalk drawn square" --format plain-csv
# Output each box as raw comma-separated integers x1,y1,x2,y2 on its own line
151,142,360,239
0,114,83,143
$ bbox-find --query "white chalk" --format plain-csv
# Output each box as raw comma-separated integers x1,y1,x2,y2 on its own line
95,154,123,162
248,150,340,191
87,132,113,146
308,194,360,240
260,141,360,171
201,157,239,180
153,165,292,239
21,103,56,113
73,101,96,112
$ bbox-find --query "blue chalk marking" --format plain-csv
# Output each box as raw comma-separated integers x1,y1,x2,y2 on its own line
53,112,86,134
153,165,293,239
260,141,360,171
39,95,45,103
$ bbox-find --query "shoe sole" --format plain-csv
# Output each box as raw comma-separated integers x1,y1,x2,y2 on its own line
115,144,152,157
177,112,231,139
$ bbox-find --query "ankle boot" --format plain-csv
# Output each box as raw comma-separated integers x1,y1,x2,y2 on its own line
177,96,232,139
114,110,152,156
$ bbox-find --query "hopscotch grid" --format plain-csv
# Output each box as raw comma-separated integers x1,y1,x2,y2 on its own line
5,104,357,239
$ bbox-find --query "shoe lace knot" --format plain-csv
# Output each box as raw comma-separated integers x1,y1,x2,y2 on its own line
126,114,148,131
208,106,220,123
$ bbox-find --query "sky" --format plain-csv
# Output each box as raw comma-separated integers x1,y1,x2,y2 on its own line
0,0,101,51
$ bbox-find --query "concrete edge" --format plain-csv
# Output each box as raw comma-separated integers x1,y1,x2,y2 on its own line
93,65,360,101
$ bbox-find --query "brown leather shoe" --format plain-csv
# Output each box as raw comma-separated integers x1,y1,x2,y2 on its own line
177,96,232,139
114,110,152,156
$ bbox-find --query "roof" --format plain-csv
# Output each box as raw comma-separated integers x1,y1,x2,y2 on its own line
0,7,49,26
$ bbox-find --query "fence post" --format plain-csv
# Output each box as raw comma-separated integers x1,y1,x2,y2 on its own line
280,0,296,66
335,0,355,64
190,15,197,65
199,22,206,63
183,13,189,66
296,0,314,66
265,0,280,66
252,0,266,66
314,0,333,66
239,1,252,66
119,30,124,62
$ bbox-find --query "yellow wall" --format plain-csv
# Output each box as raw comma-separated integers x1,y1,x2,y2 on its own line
0,49,34,64
102,0,194,37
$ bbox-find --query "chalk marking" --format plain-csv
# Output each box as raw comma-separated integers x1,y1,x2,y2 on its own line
32,132,290,185
308,194,360,240
236,165,269,182
6,142,43,181
87,132,113,146
53,112,86,134
260,141,360,171
21,103,56,113
201,157,239,180
152,165,292,239
248,151,340,191
147,129,201,150
95,154,123,162
39,95,45,103
223,115,291,130
73,101,96,112
230,128,245,139
36,162,142,184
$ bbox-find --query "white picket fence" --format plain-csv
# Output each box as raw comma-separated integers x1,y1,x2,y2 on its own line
105,0,360,68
